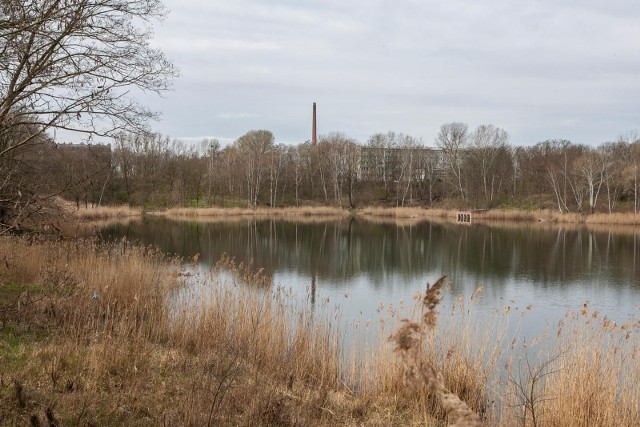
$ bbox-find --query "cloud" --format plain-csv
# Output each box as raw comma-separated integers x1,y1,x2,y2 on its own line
174,135,235,146
217,112,261,119
154,37,282,53
142,0,640,146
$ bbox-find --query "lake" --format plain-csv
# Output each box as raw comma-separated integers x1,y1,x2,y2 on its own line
99,216,640,347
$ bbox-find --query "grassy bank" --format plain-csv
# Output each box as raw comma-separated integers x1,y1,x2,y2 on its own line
57,202,640,227
0,237,412,425
161,205,640,226
1,237,638,426
359,206,640,225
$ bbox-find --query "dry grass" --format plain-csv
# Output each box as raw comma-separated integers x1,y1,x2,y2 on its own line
585,212,640,225
390,277,483,426
72,204,144,220
164,206,349,219
474,209,582,223
500,306,640,427
0,237,417,425
357,206,574,223
163,206,640,228
359,207,640,226
53,197,143,221
359,206,453,219
1,236,638,426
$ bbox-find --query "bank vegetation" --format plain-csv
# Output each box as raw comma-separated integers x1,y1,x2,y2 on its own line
1,237,638,426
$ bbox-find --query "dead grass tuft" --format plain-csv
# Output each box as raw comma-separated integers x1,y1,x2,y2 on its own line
391,277,483,426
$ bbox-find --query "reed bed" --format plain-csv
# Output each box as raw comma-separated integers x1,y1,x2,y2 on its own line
72,204,144,220
163,206,640,229
0,237,406,425
585,212,640,225
164,206,349,219
475,209,581,223
359,206,640,226
54,197,143,221
1,236,639,426
359,206,453,219
500,307,640,427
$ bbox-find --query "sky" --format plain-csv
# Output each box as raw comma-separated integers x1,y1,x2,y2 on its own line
139,0,640,147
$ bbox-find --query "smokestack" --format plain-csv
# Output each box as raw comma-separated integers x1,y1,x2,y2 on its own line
312,102,317,146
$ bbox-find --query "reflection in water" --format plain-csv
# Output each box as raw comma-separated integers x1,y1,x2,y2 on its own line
100,217,640,287
100,216,640,341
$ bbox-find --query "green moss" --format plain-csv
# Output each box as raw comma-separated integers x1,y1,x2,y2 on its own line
0,283,45,302
0,327,30,370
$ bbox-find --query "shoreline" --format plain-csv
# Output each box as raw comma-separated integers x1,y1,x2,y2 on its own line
1,236,639,425
153,205,640,226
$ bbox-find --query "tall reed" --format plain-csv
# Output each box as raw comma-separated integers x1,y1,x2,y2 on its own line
1,236,638,425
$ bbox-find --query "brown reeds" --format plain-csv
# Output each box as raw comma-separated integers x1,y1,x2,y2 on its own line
391,277,483,426
1,236,639,425
0,237,371,425
585,212,640,225
163,206,348,219
360,206,452,219
163,206,640,228
72,204,144,220
502,307,640,427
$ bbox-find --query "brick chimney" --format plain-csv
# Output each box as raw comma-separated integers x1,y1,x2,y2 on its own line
312,102,317,146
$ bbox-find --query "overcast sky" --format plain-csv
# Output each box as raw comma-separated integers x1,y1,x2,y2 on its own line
142,0,640,147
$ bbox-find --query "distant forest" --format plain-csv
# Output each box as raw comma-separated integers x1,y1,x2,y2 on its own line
41,123,639,214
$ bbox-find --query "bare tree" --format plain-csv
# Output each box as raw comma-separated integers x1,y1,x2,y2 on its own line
0,0,176,231
288,145,304,207
469,125,508,207
632,141,640,214
344,140,360,208
0,0,177,154
396,134,419,206
366,132,396,192
202,138,220,202
436,122,469,200
417,148,442,205
235,130,273,208
268,143,286,208
542,140,584,213
618,131,640,213
573,150,605,213
600,142,627,214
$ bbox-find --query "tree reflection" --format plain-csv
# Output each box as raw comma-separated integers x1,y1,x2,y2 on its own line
99,218,640,290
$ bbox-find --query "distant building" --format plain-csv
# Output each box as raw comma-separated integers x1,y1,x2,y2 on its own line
358,145,445,182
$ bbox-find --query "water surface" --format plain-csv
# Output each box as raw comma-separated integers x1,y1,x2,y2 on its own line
99,216,640,343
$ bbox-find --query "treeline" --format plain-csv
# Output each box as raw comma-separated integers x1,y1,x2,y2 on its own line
58,124,640,214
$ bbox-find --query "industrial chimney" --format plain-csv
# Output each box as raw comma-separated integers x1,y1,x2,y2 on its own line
312,102,317,146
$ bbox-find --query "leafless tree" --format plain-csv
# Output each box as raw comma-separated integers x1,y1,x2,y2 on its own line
396,134,419,206
542,140,585,213
436,122,469,200
417,148,442,205
366,132,396,192
573,150,605,213
0,0,176,231
469,125,508,207
1,0,177,153
599,142,628,213
288,145,304,207
617,131,640,213
235,130,273,208
268,143,286,208
202,138,220,202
